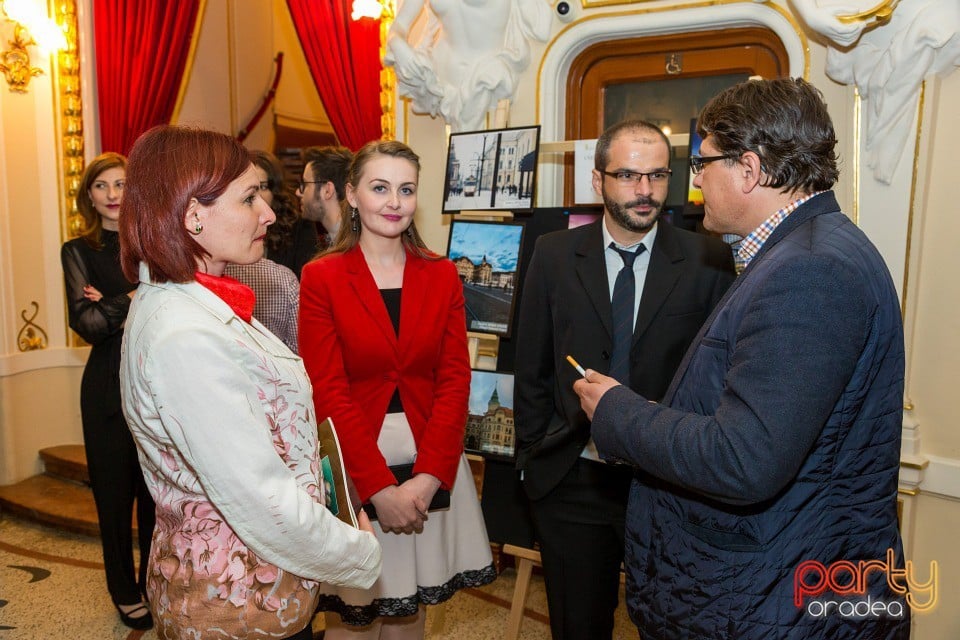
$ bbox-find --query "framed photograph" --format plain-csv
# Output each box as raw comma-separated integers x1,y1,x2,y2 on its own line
447,220,525,337
442,125,541,213
465,370,515,458
683,117,706,217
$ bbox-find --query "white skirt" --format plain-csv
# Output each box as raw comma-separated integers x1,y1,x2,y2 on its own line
317,413,496,625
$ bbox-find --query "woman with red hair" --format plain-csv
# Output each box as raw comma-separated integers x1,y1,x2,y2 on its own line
118,125,381,640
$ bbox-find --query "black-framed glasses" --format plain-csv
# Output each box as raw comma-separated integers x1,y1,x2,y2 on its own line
297,179,325,192
600,169,672,186
689,154,738,175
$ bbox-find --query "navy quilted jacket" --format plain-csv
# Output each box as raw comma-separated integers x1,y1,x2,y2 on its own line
593,192,909,639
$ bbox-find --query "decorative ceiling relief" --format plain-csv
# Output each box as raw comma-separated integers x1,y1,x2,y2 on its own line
790,0,960,183
384,0,553,132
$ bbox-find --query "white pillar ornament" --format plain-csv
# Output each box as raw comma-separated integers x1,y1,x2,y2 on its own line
384,0,552,132
788,0,960,184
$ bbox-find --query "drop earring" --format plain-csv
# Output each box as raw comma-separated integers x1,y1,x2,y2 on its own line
190,215,203,236
351,208,359,234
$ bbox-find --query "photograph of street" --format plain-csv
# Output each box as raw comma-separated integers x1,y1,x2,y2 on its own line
442,125,540,212
465,370,515,457
447,220,524,336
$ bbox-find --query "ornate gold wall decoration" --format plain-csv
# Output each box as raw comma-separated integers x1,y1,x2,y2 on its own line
17,302,48,351
836,0,898,26
52,0,83,347
379,3,396,141
581,0,657,6
0,23,43,91
53,0,83,241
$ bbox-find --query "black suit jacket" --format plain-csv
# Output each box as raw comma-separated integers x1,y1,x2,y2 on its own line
514,218,735,500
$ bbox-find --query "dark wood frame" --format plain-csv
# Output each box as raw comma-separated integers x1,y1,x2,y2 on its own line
563,27,789,204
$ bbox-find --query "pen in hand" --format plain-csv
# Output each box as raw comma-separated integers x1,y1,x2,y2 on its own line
566,355,586,377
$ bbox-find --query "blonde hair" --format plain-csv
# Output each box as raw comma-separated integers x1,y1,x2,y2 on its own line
322,140,439,261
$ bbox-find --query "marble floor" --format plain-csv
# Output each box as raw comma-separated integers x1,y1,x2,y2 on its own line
0,515,635,639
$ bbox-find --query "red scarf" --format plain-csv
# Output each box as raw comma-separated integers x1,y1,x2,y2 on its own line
194,271,255,323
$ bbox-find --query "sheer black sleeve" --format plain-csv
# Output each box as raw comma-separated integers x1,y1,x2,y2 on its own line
61,241,131,345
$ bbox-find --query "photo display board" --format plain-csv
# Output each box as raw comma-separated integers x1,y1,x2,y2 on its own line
442,125,540,213
446,219,525,337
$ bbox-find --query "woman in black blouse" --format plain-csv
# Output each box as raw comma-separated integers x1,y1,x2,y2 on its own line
60,152,155,630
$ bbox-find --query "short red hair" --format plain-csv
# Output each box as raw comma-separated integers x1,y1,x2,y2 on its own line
119,125,252,283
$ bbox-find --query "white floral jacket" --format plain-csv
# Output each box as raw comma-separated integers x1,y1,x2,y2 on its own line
121,264,380,639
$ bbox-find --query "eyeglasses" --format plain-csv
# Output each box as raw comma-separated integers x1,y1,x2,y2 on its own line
689,154,738,175
297,179,325,192
600,169,672,186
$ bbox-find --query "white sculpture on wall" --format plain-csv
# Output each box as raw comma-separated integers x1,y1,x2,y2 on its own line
789,0,960,183
384,0,553,132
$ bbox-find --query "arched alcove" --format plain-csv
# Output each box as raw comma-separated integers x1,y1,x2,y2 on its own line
536,2,806,205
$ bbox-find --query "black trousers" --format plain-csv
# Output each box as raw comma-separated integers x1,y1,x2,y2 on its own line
82,406,155,606
529,457,633,640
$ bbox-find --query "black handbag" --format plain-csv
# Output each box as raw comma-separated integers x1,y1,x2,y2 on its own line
361,463,451,521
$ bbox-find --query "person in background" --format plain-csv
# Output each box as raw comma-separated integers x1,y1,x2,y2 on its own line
253,149,318,278
61,152,156,630
514,119,735,640
576,78,909,639
298,145,353,247
300,140,496,639
224,257,300,353
118,126,381,640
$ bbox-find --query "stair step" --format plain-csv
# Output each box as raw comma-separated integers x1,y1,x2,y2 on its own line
40,444,89,484
0,474,100,537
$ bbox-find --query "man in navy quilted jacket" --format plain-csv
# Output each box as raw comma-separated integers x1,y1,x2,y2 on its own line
575,77,910,639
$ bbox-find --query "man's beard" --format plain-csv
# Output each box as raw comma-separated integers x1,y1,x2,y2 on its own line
603,189,663,233
301,196,324,223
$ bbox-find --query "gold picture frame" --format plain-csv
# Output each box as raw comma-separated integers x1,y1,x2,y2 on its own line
581,0,660,7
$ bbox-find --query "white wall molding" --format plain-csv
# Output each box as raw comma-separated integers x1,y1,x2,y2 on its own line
900,409,928,492
898,410,960,500
0,347,88,377
920,455,960,501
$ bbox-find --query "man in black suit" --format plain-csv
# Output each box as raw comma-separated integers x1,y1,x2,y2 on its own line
514,119,735,640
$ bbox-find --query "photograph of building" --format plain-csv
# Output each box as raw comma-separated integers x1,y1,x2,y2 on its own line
465,371,515,457
442,126,539,212
447,220,524,336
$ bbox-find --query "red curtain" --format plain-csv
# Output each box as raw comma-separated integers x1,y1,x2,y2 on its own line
286,0,383,151
94,0,202,155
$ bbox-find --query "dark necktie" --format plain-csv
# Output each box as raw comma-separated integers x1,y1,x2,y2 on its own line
609,243,645,384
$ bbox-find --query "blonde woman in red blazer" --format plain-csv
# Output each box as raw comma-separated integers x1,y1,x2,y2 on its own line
300,140,495,639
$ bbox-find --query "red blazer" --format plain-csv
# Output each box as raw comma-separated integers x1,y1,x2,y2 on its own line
299,246,470,502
